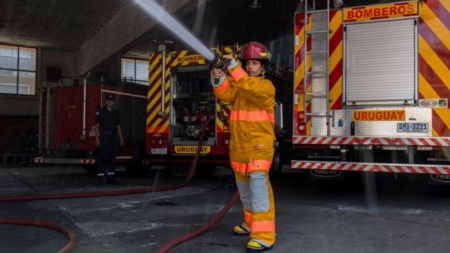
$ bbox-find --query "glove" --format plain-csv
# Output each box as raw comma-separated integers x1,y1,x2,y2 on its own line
210,69,225,87
222,55,238,70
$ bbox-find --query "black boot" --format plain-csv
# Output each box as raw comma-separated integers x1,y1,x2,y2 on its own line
107,175,119,184
97,175,104,186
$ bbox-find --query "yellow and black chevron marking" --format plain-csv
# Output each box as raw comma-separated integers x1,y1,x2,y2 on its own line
147,47,239,134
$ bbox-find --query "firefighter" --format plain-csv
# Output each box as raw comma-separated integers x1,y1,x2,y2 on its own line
211,42,276,253
95,94,124,185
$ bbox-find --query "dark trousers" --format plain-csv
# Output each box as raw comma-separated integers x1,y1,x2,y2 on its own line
97,133,119,175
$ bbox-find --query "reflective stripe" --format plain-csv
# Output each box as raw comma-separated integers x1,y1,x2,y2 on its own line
231,161,247,174
230,67,247,81
214,78,230,93
250,221,275,232
236,179,252,209
231,160,272,174
230,110,275,123
268,113,275,123
251,239,273,248
248,160,271,173
249,172,270,211
245,212,252,224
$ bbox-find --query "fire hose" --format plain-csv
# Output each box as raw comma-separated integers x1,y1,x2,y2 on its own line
0,118,240,253
0,219,76,253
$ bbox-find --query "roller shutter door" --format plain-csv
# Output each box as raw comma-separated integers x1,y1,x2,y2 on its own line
344,19,416,105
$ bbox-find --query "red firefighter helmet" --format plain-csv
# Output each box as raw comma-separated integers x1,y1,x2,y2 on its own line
238,42,271,61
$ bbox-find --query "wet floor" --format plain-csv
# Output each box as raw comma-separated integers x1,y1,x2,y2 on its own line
1,165,450,253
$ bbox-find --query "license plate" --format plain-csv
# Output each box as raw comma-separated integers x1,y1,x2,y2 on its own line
151,148,168,154
397,122,429,133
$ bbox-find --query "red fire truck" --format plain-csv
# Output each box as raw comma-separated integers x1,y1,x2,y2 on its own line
289,0,450,183
145,44,287,176
33,82,147,173
34,0,449,183
32,49,287,176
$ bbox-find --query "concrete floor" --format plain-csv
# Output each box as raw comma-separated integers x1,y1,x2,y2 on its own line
1,165,450,253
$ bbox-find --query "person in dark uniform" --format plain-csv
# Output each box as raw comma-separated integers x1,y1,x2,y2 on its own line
95,94,124,185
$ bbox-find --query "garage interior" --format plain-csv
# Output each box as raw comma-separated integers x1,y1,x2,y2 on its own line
0,0,400,163
0,1,449,253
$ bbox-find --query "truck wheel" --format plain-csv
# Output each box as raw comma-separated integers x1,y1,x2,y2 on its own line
270,147,281,177
82,165,97,174
124,145,150,174
196,164,215,179
124,158,149,174
269,134,283,178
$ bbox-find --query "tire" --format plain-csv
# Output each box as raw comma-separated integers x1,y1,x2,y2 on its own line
196,164,215,179
124,157,149,173
269,134,283,178
124,145,149,174
82,165,97,174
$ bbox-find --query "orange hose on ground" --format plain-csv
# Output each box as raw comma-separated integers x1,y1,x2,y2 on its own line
0,219,76,253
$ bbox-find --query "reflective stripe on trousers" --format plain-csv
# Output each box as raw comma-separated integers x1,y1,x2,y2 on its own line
234,164,276,246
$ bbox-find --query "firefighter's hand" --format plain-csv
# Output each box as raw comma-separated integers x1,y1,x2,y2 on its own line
222,55,237,69
95,137,101,147
211,68,225,86
211,67,223,79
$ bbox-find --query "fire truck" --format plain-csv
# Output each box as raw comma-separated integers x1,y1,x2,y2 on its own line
289,0,450,183
145,44,288,176
32,47,288,175
34,0,449,183
33,81,148,173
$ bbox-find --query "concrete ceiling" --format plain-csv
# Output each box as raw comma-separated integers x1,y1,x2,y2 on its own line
0,0,397,74
0,0,132,51
0,0,299,55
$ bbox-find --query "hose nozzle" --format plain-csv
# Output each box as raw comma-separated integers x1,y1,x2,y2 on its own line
211,53,230,70
211,53,230,84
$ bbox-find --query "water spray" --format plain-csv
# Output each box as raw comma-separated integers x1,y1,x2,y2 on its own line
133,0,231,84
133,0,215,61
